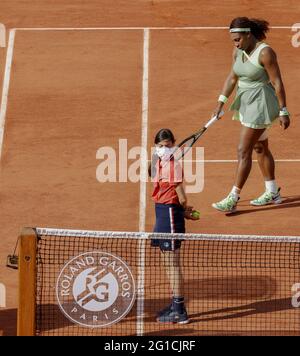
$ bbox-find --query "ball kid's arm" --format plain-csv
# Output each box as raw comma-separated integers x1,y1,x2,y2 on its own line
175,183,187,209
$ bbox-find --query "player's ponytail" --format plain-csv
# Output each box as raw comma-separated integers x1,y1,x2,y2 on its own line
249,18,269,41
230,17,270,41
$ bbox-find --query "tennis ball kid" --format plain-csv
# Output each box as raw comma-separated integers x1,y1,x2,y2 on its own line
149,128,200,325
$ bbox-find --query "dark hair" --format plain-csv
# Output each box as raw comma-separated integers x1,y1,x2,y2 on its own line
230,17,269,41
154,128,175,144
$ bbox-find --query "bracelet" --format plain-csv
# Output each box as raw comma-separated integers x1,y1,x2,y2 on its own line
218,95,228,104
279,107,290,117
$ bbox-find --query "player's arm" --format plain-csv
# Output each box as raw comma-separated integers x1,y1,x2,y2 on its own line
214,48,239,116
260,47,290,129
175,183,187,209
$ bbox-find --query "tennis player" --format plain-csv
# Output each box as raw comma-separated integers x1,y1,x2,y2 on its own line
212,17,290,213
150,129,197,324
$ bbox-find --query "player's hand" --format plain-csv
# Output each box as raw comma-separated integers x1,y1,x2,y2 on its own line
185,206,193,214
184,206,200,220
213,104,224,119
184,206,193,220
280,115,290,130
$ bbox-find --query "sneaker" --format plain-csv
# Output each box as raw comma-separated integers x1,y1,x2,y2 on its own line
250,188,282,206
156,305,189,324
212,194,239,213
157,303,173,317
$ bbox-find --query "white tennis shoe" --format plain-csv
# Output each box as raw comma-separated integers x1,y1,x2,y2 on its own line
250,188,282,206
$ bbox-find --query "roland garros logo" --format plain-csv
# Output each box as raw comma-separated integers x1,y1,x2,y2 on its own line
56,251,136,328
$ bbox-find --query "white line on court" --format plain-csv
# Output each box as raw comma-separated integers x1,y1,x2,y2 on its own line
13,26,295,31
0,283,6,308
190,159,300,163
139,28,150,233
147,159,300,163
14,27,228,31
272,159,300,162
137,28,150,337
0,29,16,160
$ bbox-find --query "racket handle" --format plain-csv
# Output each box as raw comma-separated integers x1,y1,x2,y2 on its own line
205,110,224,129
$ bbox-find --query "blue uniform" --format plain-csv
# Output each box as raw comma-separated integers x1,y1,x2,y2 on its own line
151,203,185,251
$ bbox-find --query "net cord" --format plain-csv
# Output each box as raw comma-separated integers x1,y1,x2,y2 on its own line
36,228,300,244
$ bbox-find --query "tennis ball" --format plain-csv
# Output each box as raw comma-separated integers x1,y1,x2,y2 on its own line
191,210,200,219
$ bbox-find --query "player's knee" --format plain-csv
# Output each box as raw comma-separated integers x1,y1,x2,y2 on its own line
237,145,252,161
254,142,264,155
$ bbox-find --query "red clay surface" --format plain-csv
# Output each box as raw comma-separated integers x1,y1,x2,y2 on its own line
0,1,300,28
0,1,300,336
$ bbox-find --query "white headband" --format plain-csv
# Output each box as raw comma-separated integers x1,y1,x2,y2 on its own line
230,28,251,33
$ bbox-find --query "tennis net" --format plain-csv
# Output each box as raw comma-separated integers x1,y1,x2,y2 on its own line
17,227,300,336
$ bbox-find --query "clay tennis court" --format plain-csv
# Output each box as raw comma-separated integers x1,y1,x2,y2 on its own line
0,1,300,336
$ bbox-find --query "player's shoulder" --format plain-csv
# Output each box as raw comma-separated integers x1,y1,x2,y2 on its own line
260,45,277,63
260,44,277,57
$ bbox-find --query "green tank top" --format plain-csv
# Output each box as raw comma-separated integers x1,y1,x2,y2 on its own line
233,43,270,89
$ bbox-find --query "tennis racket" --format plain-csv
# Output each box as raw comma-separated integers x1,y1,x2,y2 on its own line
149,111,224,178
168,111,224,163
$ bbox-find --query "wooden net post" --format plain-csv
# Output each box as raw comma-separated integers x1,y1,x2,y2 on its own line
17,228,37,336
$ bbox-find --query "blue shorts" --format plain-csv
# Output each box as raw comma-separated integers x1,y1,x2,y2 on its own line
151,203,185,251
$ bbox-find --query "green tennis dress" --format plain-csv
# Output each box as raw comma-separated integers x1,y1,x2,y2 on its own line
230,43,280,129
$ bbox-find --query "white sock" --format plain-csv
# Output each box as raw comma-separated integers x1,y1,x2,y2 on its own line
265,180,278,194
230,186,241,201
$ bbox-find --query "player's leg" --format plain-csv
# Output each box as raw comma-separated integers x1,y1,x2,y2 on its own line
161,249,183,298
254,138,275,180
251,136,282,205
212,126,265,212
155,205,188,323
234,126,266,188
157,249,188,324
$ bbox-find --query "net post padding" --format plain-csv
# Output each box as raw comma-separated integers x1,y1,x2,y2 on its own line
17,228,37,336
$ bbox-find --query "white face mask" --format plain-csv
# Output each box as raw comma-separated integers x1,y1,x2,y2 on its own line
156,146,174,159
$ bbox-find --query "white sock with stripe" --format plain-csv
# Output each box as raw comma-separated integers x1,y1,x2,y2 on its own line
230,186,241,201
265,180,278,194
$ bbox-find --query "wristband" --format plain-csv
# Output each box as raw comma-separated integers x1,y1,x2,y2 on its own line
218,95,228,104
279,107,290,117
